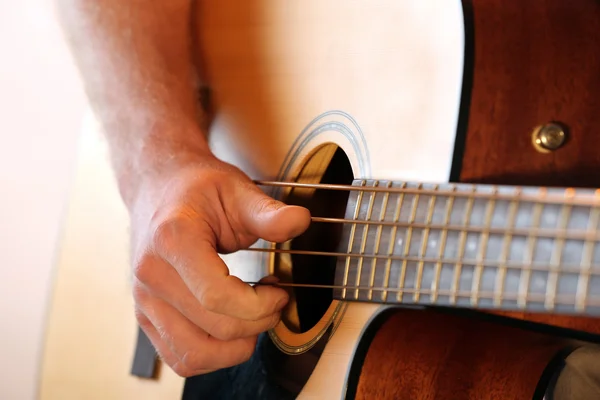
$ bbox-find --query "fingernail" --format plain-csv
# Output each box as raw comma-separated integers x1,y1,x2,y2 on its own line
275,295,288,310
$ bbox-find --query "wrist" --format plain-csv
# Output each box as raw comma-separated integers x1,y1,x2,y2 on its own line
109,121,214,209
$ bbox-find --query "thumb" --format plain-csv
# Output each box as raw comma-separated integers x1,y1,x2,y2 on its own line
238,187,311,243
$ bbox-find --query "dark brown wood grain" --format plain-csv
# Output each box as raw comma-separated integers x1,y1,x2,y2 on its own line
356,1,600,398
456,0,600,337
458,0,600,188
490,311,600,336
355,308,566,400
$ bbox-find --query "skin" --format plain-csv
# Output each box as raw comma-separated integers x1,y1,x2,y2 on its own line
54,0,311,377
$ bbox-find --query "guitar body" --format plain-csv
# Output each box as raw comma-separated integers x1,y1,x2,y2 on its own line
39,1,600,399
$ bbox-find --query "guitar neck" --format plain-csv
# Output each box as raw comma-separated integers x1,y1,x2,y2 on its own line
333,179,600,316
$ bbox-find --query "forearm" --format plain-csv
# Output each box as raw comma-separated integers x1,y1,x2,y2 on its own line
55,0,209,205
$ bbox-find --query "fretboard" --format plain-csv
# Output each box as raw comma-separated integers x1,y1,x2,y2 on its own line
332,179,600,316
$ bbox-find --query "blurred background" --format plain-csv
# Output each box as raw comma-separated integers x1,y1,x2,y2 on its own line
0,0,86,398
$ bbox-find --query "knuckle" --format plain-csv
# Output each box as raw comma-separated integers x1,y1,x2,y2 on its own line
253,196,281,214
151,209,197,256
180,350,208,372
171,362,195,378
132,282,149,305
198,287,223,313
212,321,242,342
151,216,182,254
170,362,194,378
132,254,154,285
134,307,152,330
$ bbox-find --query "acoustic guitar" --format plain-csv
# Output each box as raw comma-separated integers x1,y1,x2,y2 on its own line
40,0,600,399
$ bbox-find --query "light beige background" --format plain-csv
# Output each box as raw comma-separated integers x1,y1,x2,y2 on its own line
0,1,86,398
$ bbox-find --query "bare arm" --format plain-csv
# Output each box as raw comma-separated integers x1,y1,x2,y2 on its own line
55,0,207,205
55,0,310,376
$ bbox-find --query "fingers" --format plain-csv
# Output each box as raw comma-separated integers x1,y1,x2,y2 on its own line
234,184,311,244
130,165,307,377
134,282,258,375
150,216,290,321
136,254,281,340
195,247,288,321
135,309,203,377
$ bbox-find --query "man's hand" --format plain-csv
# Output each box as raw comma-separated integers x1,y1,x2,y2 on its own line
130,154,310,376
53,0,311,376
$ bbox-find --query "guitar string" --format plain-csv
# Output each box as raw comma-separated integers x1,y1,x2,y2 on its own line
256,179,600,240
254,180,600,206
309,216,600,241
243,180,600,302
242,246,600,274
242,280,600,306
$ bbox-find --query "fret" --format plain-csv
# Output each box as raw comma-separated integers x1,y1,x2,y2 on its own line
414,186,438,303
431,186,455,303
397,184,422,302
576,205,600,311
470,186,497,305
545,203,571,309
450,187,476,305
494,194,520,307
368,181,392,301
381,183,406,302
518,191,545,308
353,180,379,299
341,180,366,299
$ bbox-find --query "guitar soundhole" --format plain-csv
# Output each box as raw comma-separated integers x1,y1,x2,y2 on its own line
275,144,353,333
